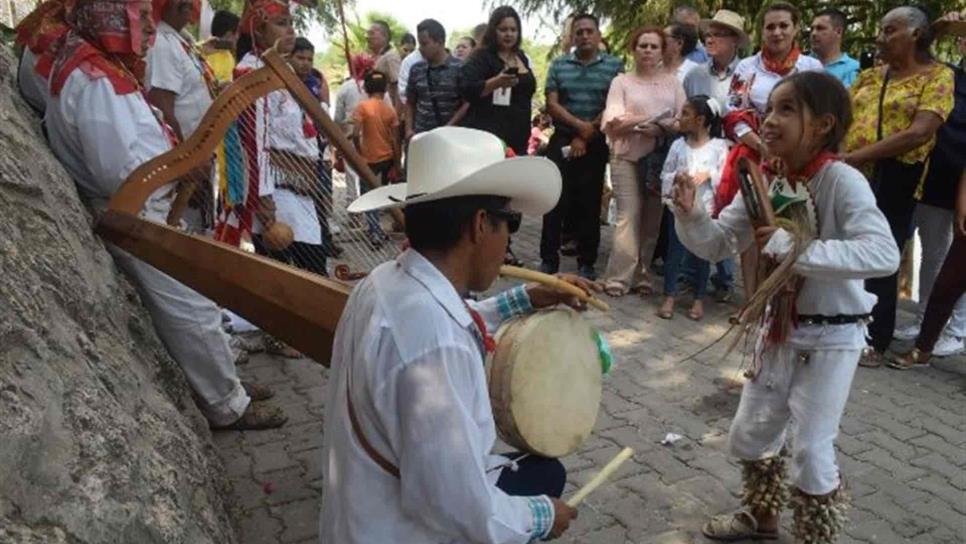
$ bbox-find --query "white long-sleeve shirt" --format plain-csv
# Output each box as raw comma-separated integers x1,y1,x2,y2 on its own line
44,70,175,222
321,249,554,544
660,137,729,213
674,161,900,349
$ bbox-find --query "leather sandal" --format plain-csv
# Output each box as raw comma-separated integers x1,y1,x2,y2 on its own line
702,510,778,541
858,349,884,368
242,381,275,402
211,403,287,431
265,336,301,359
887,348,931,371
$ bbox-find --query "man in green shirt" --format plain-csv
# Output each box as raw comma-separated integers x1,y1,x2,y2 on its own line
540,13,623,279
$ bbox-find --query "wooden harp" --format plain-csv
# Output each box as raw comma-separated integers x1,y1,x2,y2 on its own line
95,48,397,367
736,156,776,229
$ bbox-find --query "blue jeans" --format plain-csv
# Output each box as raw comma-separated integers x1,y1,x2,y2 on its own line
665,216,709,298
712,257,734,290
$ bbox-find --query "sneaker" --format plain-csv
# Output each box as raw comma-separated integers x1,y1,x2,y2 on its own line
893,322,921,341
539,261,559,274
578,265,597,280
933,334,965,357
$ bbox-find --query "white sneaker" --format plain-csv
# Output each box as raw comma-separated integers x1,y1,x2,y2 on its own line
893,322,921,341
933,334,965,357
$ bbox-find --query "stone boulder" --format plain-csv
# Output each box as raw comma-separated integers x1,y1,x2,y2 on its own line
0,45,236,543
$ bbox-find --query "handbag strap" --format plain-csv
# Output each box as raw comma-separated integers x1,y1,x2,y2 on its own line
876,69,891,142
346,373,401,479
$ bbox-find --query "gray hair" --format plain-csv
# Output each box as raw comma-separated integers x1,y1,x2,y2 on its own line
889,6,935,60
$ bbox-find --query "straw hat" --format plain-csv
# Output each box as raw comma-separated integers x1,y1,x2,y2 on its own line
700,9,749,48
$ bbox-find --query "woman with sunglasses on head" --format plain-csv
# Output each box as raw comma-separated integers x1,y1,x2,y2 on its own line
599,26,685,298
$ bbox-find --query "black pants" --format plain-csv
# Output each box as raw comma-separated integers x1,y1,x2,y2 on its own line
866,160,924,352
917,235,966,352
494,452,566,498
540,132,609,268
253,236,328,277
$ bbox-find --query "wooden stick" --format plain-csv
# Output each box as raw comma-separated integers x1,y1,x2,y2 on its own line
566,447,634,507
499,265,610,311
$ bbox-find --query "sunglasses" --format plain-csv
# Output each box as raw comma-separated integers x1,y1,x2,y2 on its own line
486,209,522,234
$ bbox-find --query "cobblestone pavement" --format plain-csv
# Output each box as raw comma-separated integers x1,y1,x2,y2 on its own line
213,217,966,544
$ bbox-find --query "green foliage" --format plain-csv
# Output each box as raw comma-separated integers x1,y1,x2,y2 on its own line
501,0,965,63
207,0,346,33
316,11,410,85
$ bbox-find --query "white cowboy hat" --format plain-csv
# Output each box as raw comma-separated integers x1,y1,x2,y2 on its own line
700,9,749,49
347,127,561,215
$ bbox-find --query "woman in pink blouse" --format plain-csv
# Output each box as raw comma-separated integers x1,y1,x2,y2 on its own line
601,26,686,297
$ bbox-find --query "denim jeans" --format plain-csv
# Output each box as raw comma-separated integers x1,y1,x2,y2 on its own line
664,216,709,298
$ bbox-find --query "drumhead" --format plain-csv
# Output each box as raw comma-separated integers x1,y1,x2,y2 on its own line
490,309,602,457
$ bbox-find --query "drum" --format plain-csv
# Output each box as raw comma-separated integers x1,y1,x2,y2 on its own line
487,309,602,458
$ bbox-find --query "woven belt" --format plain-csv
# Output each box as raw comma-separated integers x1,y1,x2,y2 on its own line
797,313,872,326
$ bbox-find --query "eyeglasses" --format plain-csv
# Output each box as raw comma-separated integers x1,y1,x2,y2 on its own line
486,209,522,234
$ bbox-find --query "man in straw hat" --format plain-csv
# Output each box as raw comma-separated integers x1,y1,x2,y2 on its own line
321,126,591,542
683,9,748,105
42,0,285,430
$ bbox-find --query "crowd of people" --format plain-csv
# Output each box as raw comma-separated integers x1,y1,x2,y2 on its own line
11,0,966,543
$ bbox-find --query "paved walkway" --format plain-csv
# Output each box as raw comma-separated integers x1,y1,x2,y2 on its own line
213,217,966,544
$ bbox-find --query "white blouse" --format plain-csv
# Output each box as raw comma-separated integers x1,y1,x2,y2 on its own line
673,161,900,349
660,137,729,214
727,53,824,138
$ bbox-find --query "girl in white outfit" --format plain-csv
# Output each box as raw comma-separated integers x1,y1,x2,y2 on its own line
658,95,729,321
672,71,900,543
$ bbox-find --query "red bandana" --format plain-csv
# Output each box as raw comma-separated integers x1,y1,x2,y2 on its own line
15,0,70,80
761,45,801,77
151,0,200,24
466,306,496,354
784,151,837,184
50,0,154,96
239,0,290,37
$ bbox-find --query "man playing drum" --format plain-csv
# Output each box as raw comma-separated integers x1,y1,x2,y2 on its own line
320,127,591,542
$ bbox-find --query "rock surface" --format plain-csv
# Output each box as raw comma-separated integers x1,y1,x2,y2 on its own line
0,45,236,543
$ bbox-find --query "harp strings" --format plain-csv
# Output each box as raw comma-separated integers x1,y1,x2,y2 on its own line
165,84,399,282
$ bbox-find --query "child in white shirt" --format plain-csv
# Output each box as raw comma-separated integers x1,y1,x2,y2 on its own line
658,95,729,320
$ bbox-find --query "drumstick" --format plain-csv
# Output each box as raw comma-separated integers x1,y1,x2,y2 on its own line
499,265,610,311
566,447,634,507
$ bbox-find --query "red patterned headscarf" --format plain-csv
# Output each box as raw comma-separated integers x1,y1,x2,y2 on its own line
151,0,200,25
14,0,70,79
49,0,155,96
239,0,290,37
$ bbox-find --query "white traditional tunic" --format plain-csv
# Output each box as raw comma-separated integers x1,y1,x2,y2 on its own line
145,21,214,138
727,53,823,138
673,160,900,494
44,69,249,426
321,250,554,544
266,85,322,245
